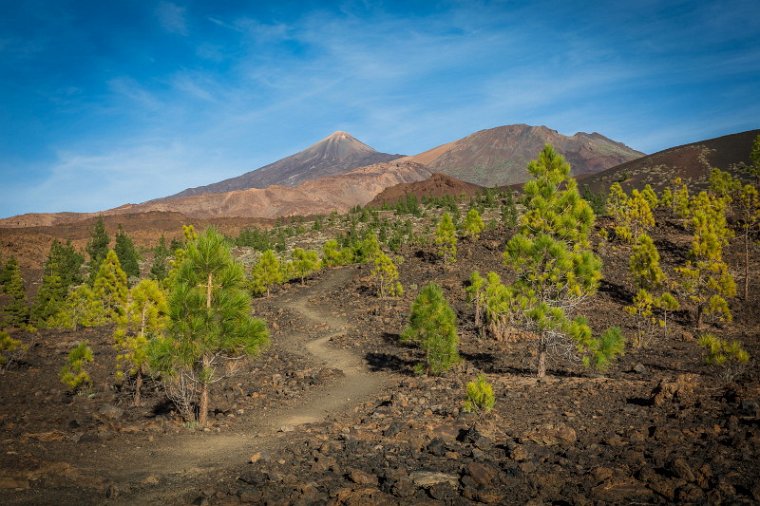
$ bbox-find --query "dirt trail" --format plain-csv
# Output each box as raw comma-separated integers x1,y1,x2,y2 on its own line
95,267,391,499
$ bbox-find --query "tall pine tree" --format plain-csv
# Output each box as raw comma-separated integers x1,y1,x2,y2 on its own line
93,250,128,322
87,217,110,284
114,226,140,281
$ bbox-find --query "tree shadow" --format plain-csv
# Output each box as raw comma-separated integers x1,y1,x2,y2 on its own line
655,237,689,263
365,352,417,376
599,279,632,305
459,351,497,372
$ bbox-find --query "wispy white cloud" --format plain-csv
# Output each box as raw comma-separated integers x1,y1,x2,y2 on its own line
156,1,188,36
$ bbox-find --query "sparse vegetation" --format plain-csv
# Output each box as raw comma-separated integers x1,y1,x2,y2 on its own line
463,374,495,414
59,342,94,392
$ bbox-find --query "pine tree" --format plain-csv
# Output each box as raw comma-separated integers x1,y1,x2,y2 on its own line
749,134,760,184
504,145,624,377
677,192,736,328
114,279,169,406
462,208,485,241
371,251,402,298
59,342,94,392
483,271,514,341
2,258,29,327
660,187,673,209
401,283,459,375
435,212,457,263
641,184,659,210
0,255,16,290
93,250,128,322
0,330,26,371
148,228,269,426
672,178,691,219
605,182,628,223
629,233,666,292
737,184,759,299
290,248,321,285
114,226,140,281
48,285,105,330
32,240,84,325
614,189,654,242
87,217,110,284
322,239,354,267
149,236,170,282
250,249,284,297
466,271,486,330
501,191,518,229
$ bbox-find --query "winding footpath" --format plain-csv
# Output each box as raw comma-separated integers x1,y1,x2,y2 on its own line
100,267,392,502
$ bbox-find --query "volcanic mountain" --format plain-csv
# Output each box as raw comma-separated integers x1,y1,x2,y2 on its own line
580,129,760,193
403,124,644,187
166,131,402,199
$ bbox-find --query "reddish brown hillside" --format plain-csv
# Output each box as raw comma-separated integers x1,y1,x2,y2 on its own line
368,173,483,207
581,129,760,193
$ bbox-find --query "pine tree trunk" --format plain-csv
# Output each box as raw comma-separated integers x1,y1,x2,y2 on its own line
696,304,703,330
537,338,547,378
134,370,142,407
199,378,209,427
745,228,750,301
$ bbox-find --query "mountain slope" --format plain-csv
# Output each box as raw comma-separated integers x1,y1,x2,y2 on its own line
0,161,431,228
368,173,482,207
167,131,402,199
404,124,644,187
581,129,760,193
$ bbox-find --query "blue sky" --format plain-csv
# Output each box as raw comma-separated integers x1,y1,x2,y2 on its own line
1,0,758,217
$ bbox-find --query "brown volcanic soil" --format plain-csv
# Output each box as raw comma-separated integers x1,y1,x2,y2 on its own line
581,129,760,193
0,211,274,273
368,173,483,207
1,207,759,505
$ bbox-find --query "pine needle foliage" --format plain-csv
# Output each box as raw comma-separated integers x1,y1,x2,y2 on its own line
0,330,26,371
435,212,458,263
401,283,459,375
698,333,750,381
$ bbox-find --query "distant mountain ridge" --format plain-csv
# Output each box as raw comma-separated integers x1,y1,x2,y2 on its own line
581,129,760,193
403,124,644,187
166,131,402,199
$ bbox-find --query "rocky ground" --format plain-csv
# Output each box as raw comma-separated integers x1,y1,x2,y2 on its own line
1,214,759,505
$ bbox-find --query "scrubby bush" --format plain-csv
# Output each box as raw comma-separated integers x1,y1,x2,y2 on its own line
698,333,750,381
0,331,26,372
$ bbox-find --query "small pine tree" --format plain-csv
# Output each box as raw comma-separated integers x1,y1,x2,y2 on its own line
148,228,269,426
751,134,760,184
677,192,736,328
463,374,495,414
87,217,110,284
672,178,691,219
435,212,457,263
32,240,84,325
462,208,485,241
501,191,518,229
466,271,486,330
617,189,655,242
59,342,94,392
605,182,628,223
737,184,759,299
149,236,171,282
629,233,665,292
698,333,750,381
0,255,16,290
290,248,321,285
641,184,659,210
483,271,514,341
660,187,673,209
2,258,29,327
401,283,459,375
505,145,623,377
114,226,140,281
114,279,169,406
93,250,128,322
322,239,355,267
48,285,105,330
250,249,284,297
371,251,402,298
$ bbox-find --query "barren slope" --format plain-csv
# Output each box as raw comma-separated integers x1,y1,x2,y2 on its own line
404,124,643,187
166,131,402,199
580,129,760,193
